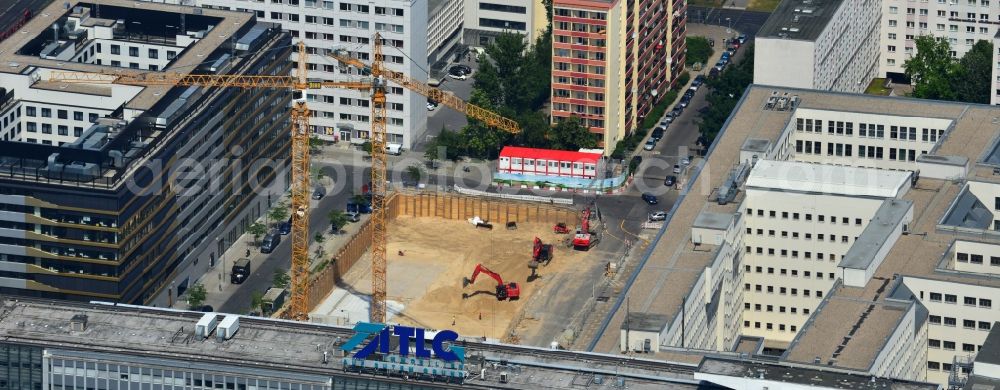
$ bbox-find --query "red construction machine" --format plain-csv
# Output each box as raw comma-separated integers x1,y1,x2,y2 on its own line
462,264,520,301
571,206,599,250
528,237,553,280
553,222,571,234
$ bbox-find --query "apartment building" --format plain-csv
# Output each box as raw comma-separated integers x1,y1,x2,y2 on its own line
463,0,548,47
185,0,429,148
550,0,685,152
754,0,880,92
0,0,290,305
880,0,998,80
427,0,464,68
590,85,1000,388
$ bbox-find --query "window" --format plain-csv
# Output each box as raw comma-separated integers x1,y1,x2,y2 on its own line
110,44,120,55
929,315,941,324
73,111,83,121
944,317,957,327
943,341,956,350
41,108,51,118
57,125,67,136
965,297,977,306
971,254,984,264
929,339,940,348
981,299,992,308
980,321,992,330
963,343,976,352
964,319,976,329
929,292,942,302
57,109,67,119
128,47,139,57
958,252,969,262
945,294,957,304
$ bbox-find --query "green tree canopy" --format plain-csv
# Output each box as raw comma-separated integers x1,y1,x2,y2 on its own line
952,40,992,103
549,116,598,150
905,36,956,100
272,269,290,289
187,283,207,309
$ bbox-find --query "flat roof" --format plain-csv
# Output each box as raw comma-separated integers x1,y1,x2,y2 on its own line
693,211,735,230
623,313,670,332
839,199,913,270
757,0,845,41
745,160,912,198
0,297,700,389
698,357,939,389
941,185,994,229
784,288,911,371
0,0,254,111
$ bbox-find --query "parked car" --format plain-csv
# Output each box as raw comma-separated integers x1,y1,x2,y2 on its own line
738,34,747,44
451,64,472,74
681,156,691,166
660,117,673,126
670,107,683,117
278,217,292,235
664,175,677,186
261,230,281,254
678,98,689,109
651,127,665,141
312,186,326,200
630,155,643,167
692,75,706,87
346,211,361,222
427,102,437,111
649,211,668,221
673,164,682,174
641,193,658,205
347,202,372,214
643,139,656,151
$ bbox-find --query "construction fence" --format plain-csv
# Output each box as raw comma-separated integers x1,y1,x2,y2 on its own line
303,192,578,312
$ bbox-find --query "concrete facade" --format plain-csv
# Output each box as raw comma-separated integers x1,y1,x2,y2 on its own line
182,0,429,148
463,0,548,47
754,0,880,92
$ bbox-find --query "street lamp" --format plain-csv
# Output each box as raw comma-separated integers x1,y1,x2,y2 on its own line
217,236,226,285
726,17,732,34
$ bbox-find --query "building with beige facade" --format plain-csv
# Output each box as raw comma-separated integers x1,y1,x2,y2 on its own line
593,85,1000,388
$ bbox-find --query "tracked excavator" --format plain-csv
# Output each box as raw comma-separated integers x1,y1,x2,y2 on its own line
462,264,520,301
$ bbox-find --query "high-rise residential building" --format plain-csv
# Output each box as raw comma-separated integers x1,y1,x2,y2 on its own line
463,0,549,47
582,85,1000,387
550,0,685,152
182,0,429,148
753,0,880,92
0,0,290,305
879,0,997,80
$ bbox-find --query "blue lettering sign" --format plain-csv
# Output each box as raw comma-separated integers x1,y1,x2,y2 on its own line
343,322,465,362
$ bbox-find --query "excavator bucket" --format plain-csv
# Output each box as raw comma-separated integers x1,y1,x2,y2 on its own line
462,277,472,287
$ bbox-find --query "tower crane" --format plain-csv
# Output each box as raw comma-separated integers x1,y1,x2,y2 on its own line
50,34,520,323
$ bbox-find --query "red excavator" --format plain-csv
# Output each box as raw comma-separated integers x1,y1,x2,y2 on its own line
572,206,599,250
528,237,553,280
462,264,520,301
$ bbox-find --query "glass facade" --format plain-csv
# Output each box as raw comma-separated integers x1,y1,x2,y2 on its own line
0,343,44,390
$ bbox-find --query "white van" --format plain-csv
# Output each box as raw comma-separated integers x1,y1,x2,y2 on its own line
386,143,403,156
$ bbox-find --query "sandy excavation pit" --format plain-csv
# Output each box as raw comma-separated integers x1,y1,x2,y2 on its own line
334,216,589,339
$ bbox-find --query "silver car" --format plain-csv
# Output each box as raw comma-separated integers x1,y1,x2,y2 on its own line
649,211,668,221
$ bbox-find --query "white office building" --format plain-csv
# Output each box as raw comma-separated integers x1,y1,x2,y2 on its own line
177,0,429,147
599,85,1000,387
753,0,879,92
463,0,548,47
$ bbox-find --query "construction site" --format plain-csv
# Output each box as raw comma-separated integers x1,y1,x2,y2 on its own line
309,193,609,344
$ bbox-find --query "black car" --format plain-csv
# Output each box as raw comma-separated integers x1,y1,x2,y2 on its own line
664,175,677,186
683,89,695,99
651,127,665,141
630,155,643,167
641,193,658,204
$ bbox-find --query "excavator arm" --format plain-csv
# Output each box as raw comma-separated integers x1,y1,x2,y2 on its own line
329,51,520,134
464,263,504,287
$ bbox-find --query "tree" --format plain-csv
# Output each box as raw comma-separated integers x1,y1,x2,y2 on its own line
186,283,207,309
272,269,290,289
308,135,324,154
405,165,422,184
361,140,373,154
549,116,598,150
952,40,992,104
685,37,713,66
516,112,551,148
247,222,266,246
250,291,265,315
268,204,289,226
905,36,956,100
328,209,348,232
424,126,464,161
314,232,325,243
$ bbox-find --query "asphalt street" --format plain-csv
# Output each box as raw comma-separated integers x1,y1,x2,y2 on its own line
418,60,478,152
0,0,46,34
689,6,772,37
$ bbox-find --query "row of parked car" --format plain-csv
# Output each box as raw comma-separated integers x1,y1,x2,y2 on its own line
708,34,746,78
